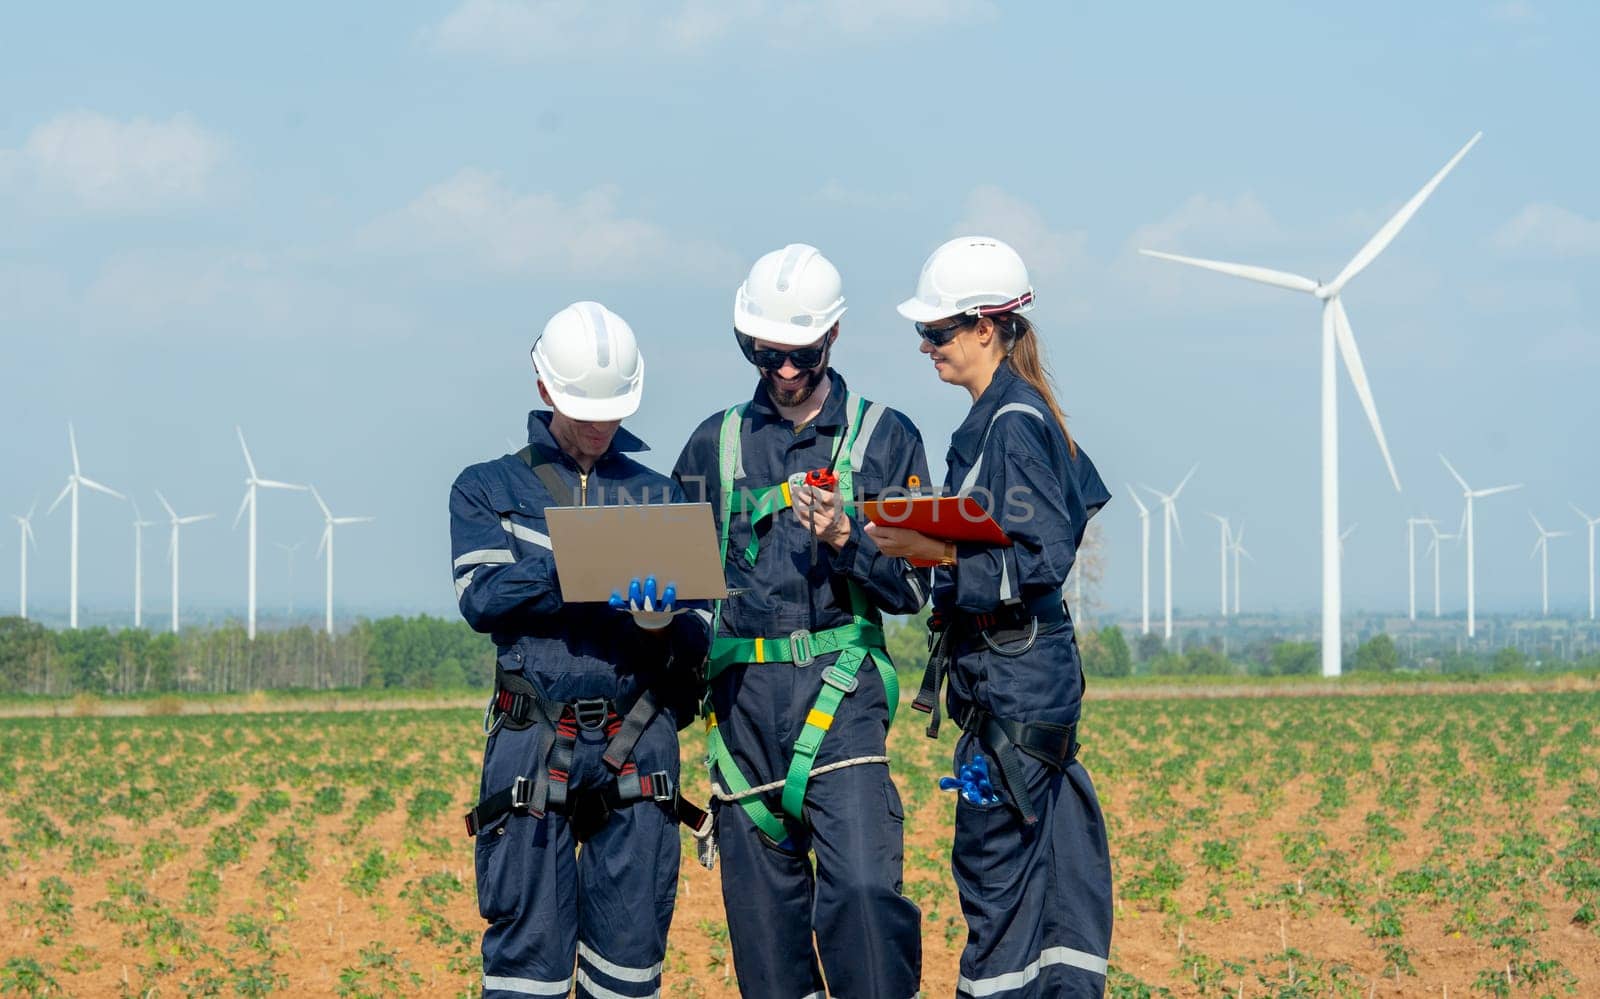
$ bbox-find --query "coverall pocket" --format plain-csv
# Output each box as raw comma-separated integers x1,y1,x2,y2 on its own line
473,813,522,923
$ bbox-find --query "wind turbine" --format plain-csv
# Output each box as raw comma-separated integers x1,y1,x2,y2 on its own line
1206,513,1231,617
1440,455,1521,638
130,501,156,629
1405,517,1437,621
309,486,374,637
1575,505,1600,621
157,491,214,635
234,428,306,640
1230,525,1251,615
1127,484,1152,634
1339,524,1358,556
1142,465,1197,642
11,503,37,619
1425,519,1458,619
47,424,125,628
1529,514,1568,618
1142,133,1481,677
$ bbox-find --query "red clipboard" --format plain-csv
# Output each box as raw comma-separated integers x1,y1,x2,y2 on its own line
859,496,1011,567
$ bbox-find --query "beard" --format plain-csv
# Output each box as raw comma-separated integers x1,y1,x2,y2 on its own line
762,359,829,408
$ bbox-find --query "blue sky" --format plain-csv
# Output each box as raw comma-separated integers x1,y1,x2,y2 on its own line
2,1,1596,626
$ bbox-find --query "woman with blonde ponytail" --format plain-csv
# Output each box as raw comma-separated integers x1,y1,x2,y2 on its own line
868,236,1113,997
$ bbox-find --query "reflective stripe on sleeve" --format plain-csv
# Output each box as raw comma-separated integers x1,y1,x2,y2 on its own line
499,517,552,549
453,548,515,570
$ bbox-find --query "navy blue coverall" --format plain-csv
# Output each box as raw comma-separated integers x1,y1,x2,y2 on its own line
451,412,710,999
934,363,1114,998
673,370,929,999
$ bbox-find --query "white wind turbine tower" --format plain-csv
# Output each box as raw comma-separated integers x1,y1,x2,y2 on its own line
1230,525,1251,615
1440,455,1521,639
1425,519,1458,618
1529,514,1568,618
234,428,306,640
1206,513,1231,617
157,492,213,634
1142,133,1481,677
1142,465,1197,642
310,486,374,637
1574,505,1600,621
1127,484,1152,634
1405,516,1438,621
130,501,156,629
47,424,125,629
12,503,37,619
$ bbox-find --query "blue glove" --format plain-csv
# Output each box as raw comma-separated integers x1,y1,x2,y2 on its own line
937,754,1003,806
608,576,676,630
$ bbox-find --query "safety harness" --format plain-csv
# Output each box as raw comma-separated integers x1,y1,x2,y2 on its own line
703,392,900,846
909,402,1081,826
462,447,713,844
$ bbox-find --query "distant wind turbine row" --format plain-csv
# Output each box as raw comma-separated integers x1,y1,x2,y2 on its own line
11,424,371,638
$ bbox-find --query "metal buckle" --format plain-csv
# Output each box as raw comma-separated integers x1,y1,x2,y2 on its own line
510,775,532,810
571,698,611,731
646,770,675,802
788,629,815,667
822,665,859,694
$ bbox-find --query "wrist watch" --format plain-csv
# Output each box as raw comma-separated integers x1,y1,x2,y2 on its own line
938,542,957,566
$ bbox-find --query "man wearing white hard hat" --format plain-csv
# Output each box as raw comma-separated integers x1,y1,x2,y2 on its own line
451,302,712,999
672,245,929,997
871,237,1114,998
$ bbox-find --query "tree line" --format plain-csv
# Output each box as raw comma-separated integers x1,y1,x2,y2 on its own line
3,614,1595,698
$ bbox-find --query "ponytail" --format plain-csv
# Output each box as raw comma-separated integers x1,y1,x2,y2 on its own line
1000,315,1077,457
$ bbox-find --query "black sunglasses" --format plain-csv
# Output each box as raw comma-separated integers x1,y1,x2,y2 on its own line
735,330,830,371
914,318,972,347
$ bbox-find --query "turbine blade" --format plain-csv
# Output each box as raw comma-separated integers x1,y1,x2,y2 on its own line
1474,484,1523,498
257,479,306,491
1125,485,1148,516
23,521,37,548
1330,299,1401,491
1457,507,1467,537
167,530,176,564
1573,503,1598,525
78,477,125,500
237,426,259,480
1172,463,1199,498
316,525,330,560
309,485,332,519
233,490,251,529
48,480,73,514
1531,537,1543,559
1325,132,1482,296
156,490,177,521
333,516,374,525
1170,504,1184,546
179,513,215,525
68,423,80,474
1439,455,1470,492
1530,511,1545,533
1138,249,1319,294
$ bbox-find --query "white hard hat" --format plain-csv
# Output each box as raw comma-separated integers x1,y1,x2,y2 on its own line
896,236,1035,323
531,301,644,421
733,243,847,346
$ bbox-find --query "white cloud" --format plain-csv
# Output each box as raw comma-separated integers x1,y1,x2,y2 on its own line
367,168,739,282
1485,2,1539,23
423,0,992,58
1,111,225,213
80,250,414,339
1492,203,1600,257
1126,192,1282,256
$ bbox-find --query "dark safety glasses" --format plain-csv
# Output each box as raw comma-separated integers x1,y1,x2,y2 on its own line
735,330,829,371
914,318,971,347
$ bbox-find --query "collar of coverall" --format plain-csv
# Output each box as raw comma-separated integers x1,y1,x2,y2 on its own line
525,409,649,467
947,360,1022,466
747,367,850,431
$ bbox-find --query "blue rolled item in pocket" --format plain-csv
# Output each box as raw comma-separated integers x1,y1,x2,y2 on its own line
938,754,1003,806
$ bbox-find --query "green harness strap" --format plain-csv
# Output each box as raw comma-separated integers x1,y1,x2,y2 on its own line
704,393,899,840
